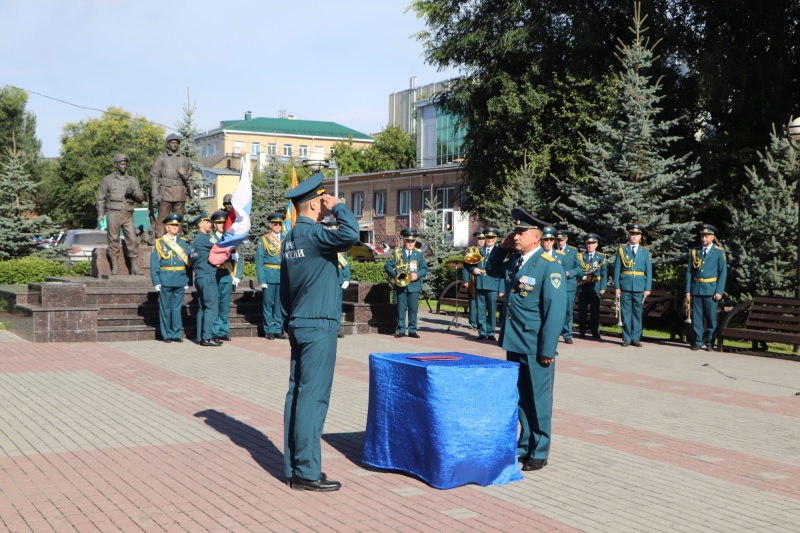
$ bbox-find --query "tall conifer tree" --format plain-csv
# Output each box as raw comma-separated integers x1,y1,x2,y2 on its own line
174,93,205,230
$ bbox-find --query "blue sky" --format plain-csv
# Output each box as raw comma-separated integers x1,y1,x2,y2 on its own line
1,0,461,157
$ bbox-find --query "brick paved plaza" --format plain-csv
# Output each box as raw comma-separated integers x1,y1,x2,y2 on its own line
0,313,798,532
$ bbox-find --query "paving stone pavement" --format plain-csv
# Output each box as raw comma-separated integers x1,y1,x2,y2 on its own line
0,312,799,532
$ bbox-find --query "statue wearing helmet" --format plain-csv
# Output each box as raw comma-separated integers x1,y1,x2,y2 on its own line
150,133,194,236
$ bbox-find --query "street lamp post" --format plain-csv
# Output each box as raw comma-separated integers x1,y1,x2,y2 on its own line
782,116,800,297
329,158,339,199
302,154,339,199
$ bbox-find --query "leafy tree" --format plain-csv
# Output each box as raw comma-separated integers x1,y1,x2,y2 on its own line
329,138,369,176
364,125,415,172
558,4,706,266
0,138,59,260
727,128,799,300
56,107,164,227
0,87,41,173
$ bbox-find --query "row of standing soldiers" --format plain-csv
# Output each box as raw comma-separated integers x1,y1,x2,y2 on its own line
460,222,727,350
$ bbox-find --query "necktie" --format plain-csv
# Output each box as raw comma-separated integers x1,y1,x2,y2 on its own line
632,246,637,257
514,256,523,275
702,248,707,258
589,253,593,263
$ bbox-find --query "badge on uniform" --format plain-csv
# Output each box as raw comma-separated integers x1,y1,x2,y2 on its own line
550,273,562,289
518,275,535,297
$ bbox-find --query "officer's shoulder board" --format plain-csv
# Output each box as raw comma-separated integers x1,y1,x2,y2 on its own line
541,253,556,263
555,250,566,255
180,237,190,242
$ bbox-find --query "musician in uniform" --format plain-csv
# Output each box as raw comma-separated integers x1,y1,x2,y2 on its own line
189,212,220,347
336,252,351,338
466,226,503,341
613,223,652,347
554,229,582,344
541,226,557,257
577,233,607,339
462,230,485,331
685,224,727,351
256,213,287,340
150,213,191,342
385,228,428,338
280,172,359,492
210,210,242,342
485,208,566,471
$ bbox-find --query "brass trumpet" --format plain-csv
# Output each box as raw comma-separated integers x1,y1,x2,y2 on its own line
615,295,623,326
464,250,483,265
684,297,692,324
395,270,411,287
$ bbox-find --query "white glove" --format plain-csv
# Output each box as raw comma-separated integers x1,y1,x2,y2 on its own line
155,285,161,292
230,252,239,262
341,281,349,289
183,286,189,291
260,283,268,289
232,277,241,287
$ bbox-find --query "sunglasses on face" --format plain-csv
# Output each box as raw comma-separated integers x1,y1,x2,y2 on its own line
404,239,415,242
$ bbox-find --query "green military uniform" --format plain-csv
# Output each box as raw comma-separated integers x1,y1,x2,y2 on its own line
467,226,502,339
150,213,191,342
337,252,351,337
554,229,582,343
385,228,429,338
613,223,652,346
189,212,220,346
280,173,359,490
462,229,486,330
685,224,727,350
577,233,607,338
210,210,243,342
256,213,286,340
486,209,567,470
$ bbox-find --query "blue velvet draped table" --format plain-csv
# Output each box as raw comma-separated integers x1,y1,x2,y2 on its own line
362,352,523,489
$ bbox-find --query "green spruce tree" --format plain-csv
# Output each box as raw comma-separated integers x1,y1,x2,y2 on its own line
558,3,706,265
727,127,799,300
485,152,554,236
174,92,205,232
0,137,59,259
418,197,458,298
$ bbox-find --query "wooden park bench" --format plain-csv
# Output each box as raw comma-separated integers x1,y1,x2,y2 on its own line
572,289,681,338
435,280,504,316
716,296,800,352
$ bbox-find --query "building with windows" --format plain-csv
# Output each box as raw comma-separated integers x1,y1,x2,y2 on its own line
192,112,374,209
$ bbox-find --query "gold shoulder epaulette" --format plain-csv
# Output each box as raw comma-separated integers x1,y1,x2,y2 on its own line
542,253,556,262
180,237,189,242
555,250,566,255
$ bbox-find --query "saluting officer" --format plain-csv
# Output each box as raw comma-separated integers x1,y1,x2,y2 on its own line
467,226,503,341
614,223,652,347
280,172,359,492
577,233,607,339
554,229,582,344
685,224,727,351
189,212,220,347
462,230,486,331
150,213,192,342
385,228,429,338
485,208,566,472
256,213,287,340
210,210,242,342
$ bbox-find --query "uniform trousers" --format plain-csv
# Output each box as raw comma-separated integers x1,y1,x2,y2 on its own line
212,271,232,338
578,290,601,335
194,275,219,342
475,289,498,336
106,210,138,262
620,290,644,342
156,200,185,236
691,295,719,347
562,290,577,339
158,286,185,340
394,289,420,334
262,283,284,335
284,318,338,480
507,351,555,461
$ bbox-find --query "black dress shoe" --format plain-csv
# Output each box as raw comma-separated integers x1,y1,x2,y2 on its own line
579,332,586,339
632,340,642,347
564,338,573,344
274,333,287,340
592,333,601,339
476,335,486,340
408,332,420,338
173,338,183,343
337,333,344,338
703,344,710,351
691,344,700,351
265,333,275,340
487,336,496,341
522,458,548,471
288,474,341,492
163,339,172,343
200,339,220,347
622,341,630,347
393,333,405,338
219,335,231,342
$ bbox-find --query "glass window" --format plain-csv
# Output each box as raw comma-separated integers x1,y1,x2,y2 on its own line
399,190,410,215
283,144,293,157
435,109,467,165
213,142,219,155
299,145,309,158
251,142,261,154
436,187,455,209
267,143,277,155
201,182,216,199
352,193,363,217
314,146,324,155
374,192,385,216
234,141,244,154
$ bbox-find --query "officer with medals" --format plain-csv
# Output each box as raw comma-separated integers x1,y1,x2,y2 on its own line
256,213,287,340
336,251,351,339
614,223,652,347
210,210,242,343
485,209,567,472
189,212,221,347
150,213,192,342
280,172,358,492
385,228,429,338
685,224,727,351
467,226,503,340
577,233,607,339
554,229,582,344
462,230,486,331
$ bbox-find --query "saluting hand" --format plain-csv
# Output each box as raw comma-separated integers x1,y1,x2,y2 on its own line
499,233,515,249
320,193,341,211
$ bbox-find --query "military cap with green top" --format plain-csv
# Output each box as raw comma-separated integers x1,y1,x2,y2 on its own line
511,207,549,231
473,230,486,238
211,210,228,223
698,223,718,235
584,233,600,243
483,226,500,238
162,213,183,226
626,223,645,234
400,227,418,240
284,172,326,204
268,213,285,223
541,226,557,239
189,212,210,226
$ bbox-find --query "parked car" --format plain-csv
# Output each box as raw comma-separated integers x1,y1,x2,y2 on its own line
58,230,109,262
346,241,392,262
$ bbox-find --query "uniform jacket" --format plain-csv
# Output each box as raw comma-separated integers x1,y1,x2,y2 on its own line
256,232,284,285
486,247,567,357
385,247,429,294
613,244,653,292
685,243,727,296
338,252,351,284
279,203,359,321
150,151,192,202
577,251,608,295
554,244,582,293
190,232,217,281
211,231,243,281
150,236,192,288
96,171,144,215
466,245,503,292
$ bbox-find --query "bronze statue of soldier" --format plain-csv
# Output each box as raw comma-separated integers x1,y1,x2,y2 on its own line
150,133,194,236
96,153,145,275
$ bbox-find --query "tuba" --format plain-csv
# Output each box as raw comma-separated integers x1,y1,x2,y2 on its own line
464,249,483,265
392,247,412,287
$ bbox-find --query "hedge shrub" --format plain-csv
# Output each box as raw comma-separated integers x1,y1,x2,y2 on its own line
0,257,68,285
351,260,388,283
68,261,92,276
